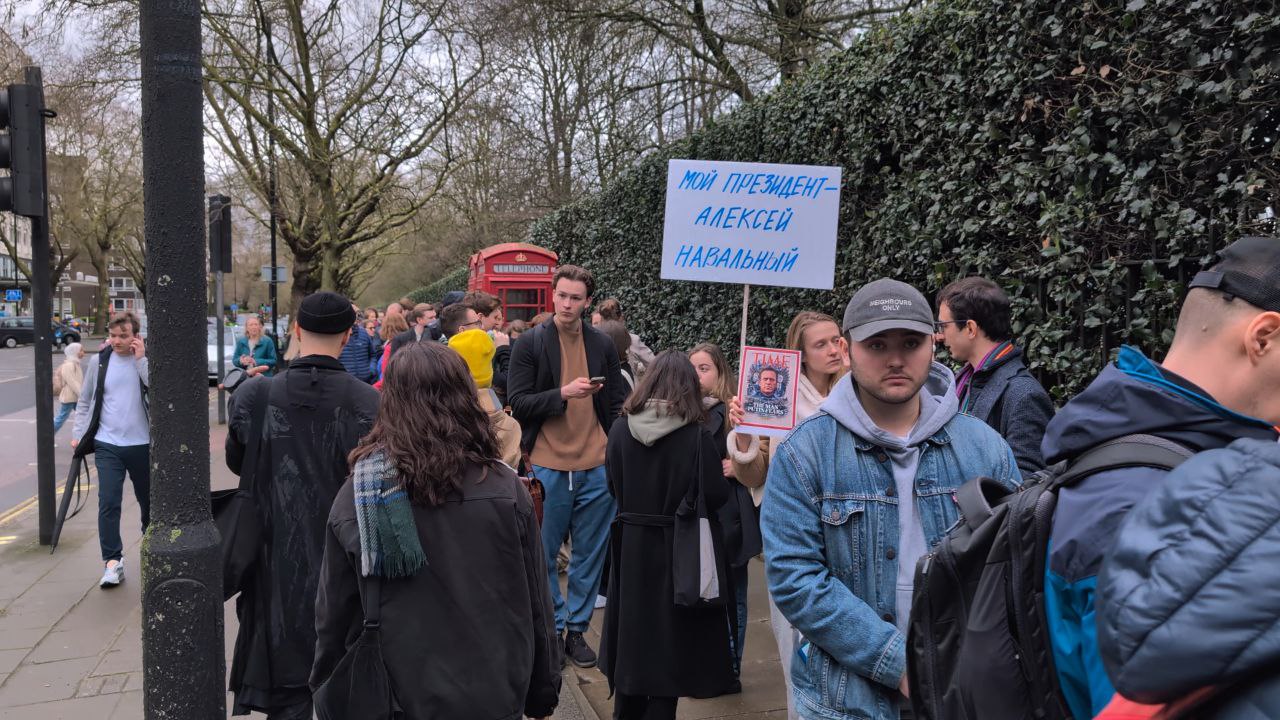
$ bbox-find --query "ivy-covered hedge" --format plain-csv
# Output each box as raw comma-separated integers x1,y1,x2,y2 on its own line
406,266,469,305
528,0,1278,399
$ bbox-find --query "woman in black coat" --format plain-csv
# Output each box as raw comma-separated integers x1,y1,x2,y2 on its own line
311,342,560,720
599,351,736,719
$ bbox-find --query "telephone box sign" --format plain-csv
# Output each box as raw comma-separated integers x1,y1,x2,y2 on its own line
468,242,559,322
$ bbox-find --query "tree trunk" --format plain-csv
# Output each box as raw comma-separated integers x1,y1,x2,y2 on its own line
93,258,111,334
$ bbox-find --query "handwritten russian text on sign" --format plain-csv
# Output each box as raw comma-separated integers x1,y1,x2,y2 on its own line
661,159,841,290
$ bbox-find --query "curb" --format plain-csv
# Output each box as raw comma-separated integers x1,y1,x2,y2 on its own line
566,668,602,720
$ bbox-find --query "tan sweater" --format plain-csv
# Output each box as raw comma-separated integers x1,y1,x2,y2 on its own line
479,388,523,470
58,359,84,404
529,322,607,471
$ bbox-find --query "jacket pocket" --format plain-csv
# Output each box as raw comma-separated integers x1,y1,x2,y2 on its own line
819,499,865,580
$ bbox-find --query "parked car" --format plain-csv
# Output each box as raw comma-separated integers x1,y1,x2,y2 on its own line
208,324,238,381
0,317,81,348
52,320,81,346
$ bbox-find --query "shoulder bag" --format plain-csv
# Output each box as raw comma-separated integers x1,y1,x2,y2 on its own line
673,432,724,607
313,574,403,720
211,377,271,601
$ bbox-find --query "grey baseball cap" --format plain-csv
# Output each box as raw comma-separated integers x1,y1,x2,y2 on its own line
842,278,935,342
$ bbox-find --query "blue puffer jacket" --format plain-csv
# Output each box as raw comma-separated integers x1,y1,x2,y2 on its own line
1098,438,1280,719
1040,346,1278,719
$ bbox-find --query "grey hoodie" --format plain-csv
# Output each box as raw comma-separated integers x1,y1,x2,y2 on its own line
628,400,688,446
820,362,959,633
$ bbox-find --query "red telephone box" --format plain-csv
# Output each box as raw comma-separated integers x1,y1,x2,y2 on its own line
468,243,558,322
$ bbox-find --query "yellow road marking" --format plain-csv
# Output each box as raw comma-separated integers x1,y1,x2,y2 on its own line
0,464,98,526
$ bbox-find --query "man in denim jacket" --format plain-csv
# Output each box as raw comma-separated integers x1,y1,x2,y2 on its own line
762,279,1020,720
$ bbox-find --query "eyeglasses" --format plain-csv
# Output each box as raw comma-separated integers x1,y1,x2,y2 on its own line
933,320,965,332
459,320,482,330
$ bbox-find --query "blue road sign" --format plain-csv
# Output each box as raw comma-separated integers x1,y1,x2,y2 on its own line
4,289,22,302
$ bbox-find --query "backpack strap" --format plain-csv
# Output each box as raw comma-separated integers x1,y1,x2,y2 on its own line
1049,433,1194,491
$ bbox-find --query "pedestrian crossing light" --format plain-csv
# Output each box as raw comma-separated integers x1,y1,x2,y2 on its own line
0,84,48,217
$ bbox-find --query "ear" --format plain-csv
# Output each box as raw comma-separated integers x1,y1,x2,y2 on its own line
1246,312,1280,364
340,328,352,349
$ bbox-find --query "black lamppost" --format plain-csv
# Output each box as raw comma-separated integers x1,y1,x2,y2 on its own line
138,0,226,716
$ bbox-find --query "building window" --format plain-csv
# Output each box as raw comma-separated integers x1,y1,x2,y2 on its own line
0,255,15,282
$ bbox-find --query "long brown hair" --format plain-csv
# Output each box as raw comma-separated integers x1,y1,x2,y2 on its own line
623,350,706,424
349,342,499,507
688,342,736,407
380,312,409,342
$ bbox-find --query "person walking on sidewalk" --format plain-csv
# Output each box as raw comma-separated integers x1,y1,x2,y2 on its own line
600,351,736,719
312,342,560,720
70,313,150,589
52,342,84,434
225,292,380,720
508,264,625,668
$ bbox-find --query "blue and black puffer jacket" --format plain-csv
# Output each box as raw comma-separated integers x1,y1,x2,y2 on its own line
1097,438,1280,719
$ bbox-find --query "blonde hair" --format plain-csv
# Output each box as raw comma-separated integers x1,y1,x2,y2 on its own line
785,311,846,383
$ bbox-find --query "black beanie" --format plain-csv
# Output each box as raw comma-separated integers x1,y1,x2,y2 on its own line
297,291,356,334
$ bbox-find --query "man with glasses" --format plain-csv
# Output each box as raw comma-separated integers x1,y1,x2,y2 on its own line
439,302,482,341
934,277,1054,477
508,264,625,669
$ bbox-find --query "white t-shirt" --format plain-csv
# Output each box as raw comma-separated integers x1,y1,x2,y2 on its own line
96,354,149,447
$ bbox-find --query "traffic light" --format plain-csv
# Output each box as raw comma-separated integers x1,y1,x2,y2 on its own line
208,195,232,273
0,84,47,217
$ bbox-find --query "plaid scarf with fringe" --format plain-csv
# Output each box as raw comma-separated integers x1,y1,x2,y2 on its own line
352,449,427,579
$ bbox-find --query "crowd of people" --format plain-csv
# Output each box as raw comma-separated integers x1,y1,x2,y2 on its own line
59,235,1280,720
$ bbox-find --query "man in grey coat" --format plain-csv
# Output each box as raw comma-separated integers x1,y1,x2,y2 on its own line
934,276,1054,477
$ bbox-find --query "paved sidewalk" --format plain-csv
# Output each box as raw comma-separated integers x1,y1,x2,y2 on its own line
0,399,787,719
566,558,788,720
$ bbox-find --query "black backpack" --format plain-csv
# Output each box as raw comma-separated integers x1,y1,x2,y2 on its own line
907,434,1193,720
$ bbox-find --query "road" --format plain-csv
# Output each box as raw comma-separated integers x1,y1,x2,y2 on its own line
0,343,85,517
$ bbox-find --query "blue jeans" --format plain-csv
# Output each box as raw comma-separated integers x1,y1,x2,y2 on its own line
94,443,151,563
52,402,75,433
533,464,615,632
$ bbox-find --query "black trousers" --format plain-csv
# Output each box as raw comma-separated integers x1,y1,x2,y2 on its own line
613,693,677,720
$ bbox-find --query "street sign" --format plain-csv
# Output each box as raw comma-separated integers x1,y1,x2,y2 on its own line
5,289,21,301
230,303,238,312
260,265,290,284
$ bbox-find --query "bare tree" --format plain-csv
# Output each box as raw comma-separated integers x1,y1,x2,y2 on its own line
202,0,487,307
45,84,145,333
570,0,921,102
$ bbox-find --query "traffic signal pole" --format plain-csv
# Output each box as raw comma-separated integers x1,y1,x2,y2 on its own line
0,68,57,545
23,69,56,546
139,0,226,716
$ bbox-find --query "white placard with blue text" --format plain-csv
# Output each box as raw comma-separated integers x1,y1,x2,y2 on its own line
660,159,841,290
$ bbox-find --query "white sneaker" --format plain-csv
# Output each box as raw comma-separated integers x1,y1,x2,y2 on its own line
594,594,607,609
100,559,124,588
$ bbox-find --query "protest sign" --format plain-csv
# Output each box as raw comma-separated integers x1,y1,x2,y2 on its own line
660,159,841,291
736,346,803,437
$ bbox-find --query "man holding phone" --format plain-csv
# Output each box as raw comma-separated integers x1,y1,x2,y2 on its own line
72,312,151,588
508,265,625,669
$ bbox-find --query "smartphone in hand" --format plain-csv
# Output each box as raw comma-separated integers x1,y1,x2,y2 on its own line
589,376,606,385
